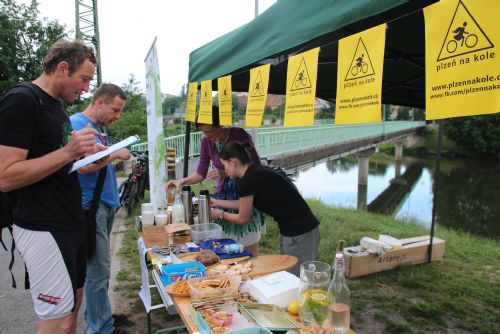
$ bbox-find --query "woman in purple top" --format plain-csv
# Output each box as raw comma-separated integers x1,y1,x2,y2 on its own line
166,106,263,256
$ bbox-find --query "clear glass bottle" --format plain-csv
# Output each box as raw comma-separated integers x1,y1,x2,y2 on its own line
171,193,185,224
327,253,351,333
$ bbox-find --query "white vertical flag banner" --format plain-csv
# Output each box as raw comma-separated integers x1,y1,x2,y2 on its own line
144,37,167,213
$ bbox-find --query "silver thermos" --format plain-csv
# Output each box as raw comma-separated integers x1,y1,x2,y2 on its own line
181,185,193,225
198,189,211,225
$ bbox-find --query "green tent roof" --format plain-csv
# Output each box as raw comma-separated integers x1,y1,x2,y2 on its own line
189,0,437,108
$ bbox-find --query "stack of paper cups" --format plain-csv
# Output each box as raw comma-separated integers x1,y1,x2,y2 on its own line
140,203,154,226
141,203,153,215
142,211,154,226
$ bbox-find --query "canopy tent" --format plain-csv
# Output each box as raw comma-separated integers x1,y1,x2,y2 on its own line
188,0,437,109
186,0,445,263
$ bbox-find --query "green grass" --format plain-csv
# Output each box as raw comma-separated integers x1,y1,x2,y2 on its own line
115,190,499,333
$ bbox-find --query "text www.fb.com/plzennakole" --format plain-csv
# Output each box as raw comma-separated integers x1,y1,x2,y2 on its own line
430,74,500,99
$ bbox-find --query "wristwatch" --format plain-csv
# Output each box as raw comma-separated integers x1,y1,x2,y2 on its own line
219,210,224,220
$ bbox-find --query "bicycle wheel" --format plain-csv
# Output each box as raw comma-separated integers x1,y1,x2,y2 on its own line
361,63,368,74
128,181,138,215
447,40,458,53
351,66,359,76
139,177,146,199
465,34,478,48
118,180,129,206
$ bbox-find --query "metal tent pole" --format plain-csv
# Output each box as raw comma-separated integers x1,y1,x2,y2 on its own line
182,122,191,178
428,120,442,263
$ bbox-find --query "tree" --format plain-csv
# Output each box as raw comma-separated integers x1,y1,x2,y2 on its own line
0,0,66,94
316,101,335,119
162,95,182,115
106,74,147,140
443,113,500,159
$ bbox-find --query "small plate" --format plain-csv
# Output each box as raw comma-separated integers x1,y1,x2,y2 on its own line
165,282,190,298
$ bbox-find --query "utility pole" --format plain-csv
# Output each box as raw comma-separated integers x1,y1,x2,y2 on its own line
75,0,102,87
251,0,259,149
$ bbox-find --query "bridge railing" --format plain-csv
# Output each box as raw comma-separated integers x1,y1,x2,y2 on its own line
131,121,425,161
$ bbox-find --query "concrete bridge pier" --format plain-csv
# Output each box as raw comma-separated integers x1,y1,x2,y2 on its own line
357,184,368,210
395,140,404,161
357,148,376,209
395,160,402,179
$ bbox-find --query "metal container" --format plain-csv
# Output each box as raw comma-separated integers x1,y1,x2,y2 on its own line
198,189,210,225
182,185,193,225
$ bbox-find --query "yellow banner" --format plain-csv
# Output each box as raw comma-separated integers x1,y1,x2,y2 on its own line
198,80,213,124
185,82,198,122
335,24,386,124
218,75,232,126
245,64,270,127
424,0,499,119
284,47,320,126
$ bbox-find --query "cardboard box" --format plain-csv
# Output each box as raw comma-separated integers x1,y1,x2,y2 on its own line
343,236,445,278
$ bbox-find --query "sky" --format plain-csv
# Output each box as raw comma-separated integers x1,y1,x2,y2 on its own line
34,0,277,95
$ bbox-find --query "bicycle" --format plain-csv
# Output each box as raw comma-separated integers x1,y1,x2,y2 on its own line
446,33,478,53
294,71,308,87
350,61,368,76
118,150,149,215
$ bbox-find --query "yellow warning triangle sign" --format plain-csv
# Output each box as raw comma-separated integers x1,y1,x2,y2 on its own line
220,77,231,102
291,57,313,91
344,37,376,81
437,0,494,61
250,71,265,97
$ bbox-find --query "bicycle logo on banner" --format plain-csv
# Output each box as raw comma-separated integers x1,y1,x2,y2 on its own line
437,0,494,62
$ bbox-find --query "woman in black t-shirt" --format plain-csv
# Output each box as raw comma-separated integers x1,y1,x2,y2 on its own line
209,141,320,276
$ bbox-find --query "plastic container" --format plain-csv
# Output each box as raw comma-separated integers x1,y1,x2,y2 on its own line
360,237,392,255
196,302,262,334
245,271,300,308
190,223,223,243
188,274,241,300
160,261,206,286
378,234,402,249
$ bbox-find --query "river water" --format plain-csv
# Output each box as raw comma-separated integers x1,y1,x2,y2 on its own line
293,157,500,239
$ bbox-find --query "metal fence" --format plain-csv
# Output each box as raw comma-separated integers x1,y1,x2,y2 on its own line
131,121,425,162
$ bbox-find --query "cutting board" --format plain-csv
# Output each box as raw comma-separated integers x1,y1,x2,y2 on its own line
247,255,298,278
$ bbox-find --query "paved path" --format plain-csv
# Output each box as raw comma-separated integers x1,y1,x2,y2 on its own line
0,177,128,334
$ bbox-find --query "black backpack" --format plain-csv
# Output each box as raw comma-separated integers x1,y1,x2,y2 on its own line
0,82,45,289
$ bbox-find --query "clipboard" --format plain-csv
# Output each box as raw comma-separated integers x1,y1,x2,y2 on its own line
69,135,140,173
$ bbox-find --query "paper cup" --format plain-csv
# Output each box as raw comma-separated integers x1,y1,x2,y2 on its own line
155,214,168,225
142,210,154,226
141,203,153,214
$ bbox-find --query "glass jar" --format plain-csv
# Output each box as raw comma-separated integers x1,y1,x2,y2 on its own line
298,261,331,325
167,187,177,206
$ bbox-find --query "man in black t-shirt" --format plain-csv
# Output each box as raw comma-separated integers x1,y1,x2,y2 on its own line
0,40,102,334
210,141,321,276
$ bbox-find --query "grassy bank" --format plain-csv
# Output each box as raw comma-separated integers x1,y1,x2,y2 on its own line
115,197,499,334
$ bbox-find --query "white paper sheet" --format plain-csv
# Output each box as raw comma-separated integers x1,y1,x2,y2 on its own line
69,135,140,173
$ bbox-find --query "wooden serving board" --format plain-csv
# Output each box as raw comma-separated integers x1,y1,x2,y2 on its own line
247,254,298,278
